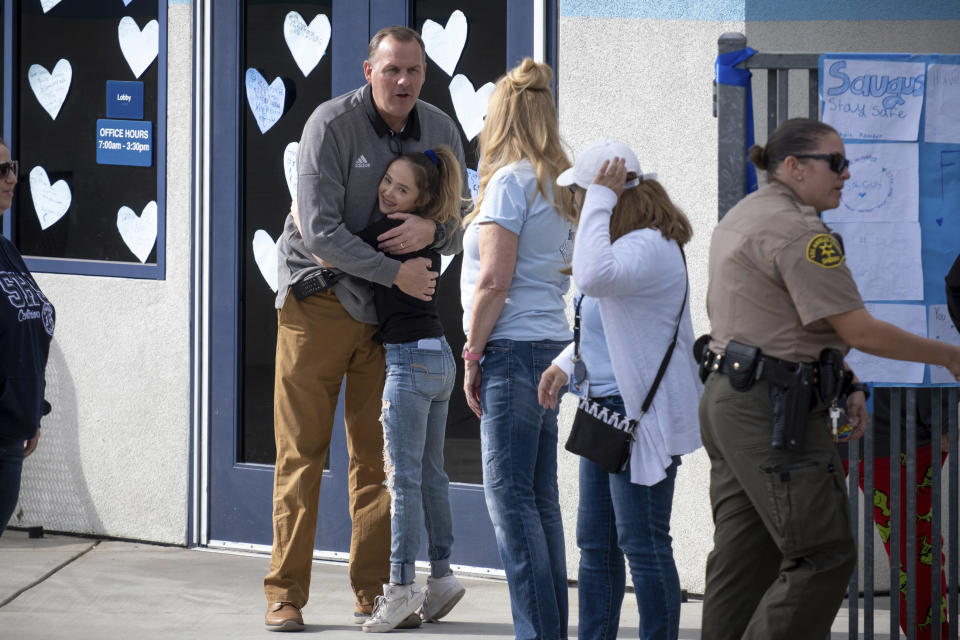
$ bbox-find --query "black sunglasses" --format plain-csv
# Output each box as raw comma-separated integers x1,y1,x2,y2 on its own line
0,160,19,179
794,152,849,174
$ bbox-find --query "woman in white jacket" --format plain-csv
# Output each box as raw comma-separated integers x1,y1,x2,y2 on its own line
539,140,702,640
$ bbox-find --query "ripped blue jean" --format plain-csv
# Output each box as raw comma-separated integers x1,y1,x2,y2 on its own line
381,337,456,585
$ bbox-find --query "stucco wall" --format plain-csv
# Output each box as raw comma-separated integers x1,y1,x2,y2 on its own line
14,3,194,545
557,5,960,593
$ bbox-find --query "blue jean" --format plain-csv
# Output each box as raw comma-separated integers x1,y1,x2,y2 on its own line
577,396,681,640
0,438,25,535
481,339,568,640
381,337,456,585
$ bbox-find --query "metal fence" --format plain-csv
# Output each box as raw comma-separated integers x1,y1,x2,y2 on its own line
715,32,960,640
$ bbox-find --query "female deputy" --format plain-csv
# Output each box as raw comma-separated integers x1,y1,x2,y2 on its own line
460,58,575,640
538,140,702,640
0,137,55,535
699,117,960,640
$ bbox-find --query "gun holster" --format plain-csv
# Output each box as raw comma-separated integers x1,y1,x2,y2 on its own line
769,362,815,451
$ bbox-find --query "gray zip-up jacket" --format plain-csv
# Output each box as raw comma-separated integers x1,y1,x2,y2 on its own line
276,84,467,324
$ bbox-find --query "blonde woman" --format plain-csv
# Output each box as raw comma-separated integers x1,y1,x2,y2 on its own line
459,59,575,640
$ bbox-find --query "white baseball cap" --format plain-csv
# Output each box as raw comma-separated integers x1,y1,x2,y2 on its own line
556,139,655,189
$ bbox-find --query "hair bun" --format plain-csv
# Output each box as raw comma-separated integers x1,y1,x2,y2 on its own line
748,144,769,171
507,58,552,92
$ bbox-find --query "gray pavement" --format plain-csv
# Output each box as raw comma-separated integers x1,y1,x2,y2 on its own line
0,529,892,639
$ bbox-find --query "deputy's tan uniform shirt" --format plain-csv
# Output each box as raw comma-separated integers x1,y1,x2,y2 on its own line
707,181,864,362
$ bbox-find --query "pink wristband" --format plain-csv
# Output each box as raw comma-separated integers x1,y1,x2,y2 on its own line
462,346,483,361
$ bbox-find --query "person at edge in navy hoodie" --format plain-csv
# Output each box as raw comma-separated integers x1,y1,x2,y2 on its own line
0,136,55,535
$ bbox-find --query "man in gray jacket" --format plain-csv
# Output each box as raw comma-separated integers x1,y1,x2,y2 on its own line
264,25,467,631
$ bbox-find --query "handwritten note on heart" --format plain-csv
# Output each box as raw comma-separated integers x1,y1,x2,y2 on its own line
467,168,479,204
118,16,159,79
284,141,299,201
449,74,494,141
252,229,280,292
245,69,286,134
40,0,62,13
421,10,467,77
284,11,331,77
29,167,72,230
28,59,72,120
117,201,158,263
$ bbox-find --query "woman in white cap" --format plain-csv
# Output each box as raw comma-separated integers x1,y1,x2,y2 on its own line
539,140,701,640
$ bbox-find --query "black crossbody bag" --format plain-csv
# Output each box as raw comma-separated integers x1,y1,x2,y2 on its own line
564,248,688,474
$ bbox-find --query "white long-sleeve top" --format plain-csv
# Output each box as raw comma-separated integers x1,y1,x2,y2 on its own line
555,184,703,485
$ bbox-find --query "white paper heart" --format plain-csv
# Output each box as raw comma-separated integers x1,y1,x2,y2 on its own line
283,11,331,77
245,69,286,134
448,74,494,141
118,16,159,79
283,141,299,201
116,201,158,263
29,166,71,230
40,0,62,13
28,59,72,120
440,254,453,275
252,229,279,292
421,10,467,77
467,167,479,204
123,0,133,5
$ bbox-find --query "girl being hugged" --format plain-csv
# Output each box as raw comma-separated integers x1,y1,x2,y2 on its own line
356,146,467,632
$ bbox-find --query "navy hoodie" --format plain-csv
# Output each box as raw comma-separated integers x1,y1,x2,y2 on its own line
0,235,54,445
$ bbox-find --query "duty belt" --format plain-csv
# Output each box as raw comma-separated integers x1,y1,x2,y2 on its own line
703,350,819,388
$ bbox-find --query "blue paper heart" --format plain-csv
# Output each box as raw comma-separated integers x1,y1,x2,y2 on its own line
936,217,944,226
858,192,866,198
123,0,133,5
245,69,286,134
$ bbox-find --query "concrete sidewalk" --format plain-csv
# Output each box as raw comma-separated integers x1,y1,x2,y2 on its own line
0,529,891,639
0,529,703,639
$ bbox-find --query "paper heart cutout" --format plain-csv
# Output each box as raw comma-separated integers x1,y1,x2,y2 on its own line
283,141,299,201
284,11,331,77
28,59,72,120
252,229,279,292
936,217,944,226
116,201,158,263
245,69,286,134
123,0,134,5
467,168,479,204
40,0,62,13
421,10,467,77
29,166,72,230
448,74,494,141
118,16,159,79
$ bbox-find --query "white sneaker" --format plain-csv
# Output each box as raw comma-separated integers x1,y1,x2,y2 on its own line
362,583,425,633
420,574,466,622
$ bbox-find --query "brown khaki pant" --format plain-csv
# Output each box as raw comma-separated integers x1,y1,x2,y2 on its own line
264,291,389,609
699,373,857,640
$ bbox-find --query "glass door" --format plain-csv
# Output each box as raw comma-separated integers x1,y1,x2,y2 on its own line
207,0,554,571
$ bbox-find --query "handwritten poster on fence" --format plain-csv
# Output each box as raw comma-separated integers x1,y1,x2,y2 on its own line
820,53,960,385
821,58,925,141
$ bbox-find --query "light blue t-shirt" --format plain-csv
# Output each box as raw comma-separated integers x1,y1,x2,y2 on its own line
577,293,620,398
461,160,573,342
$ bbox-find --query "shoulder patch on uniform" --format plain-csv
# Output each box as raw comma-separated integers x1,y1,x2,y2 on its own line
805,233,845,268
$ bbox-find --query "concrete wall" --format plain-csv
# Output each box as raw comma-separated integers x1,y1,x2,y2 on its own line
556,0,960,593
14,2,194,545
